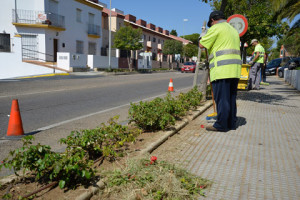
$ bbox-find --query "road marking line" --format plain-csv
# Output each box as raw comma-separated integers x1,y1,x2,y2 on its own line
36,86,192,131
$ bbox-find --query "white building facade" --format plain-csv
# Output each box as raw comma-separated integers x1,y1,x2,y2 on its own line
0,0,102,64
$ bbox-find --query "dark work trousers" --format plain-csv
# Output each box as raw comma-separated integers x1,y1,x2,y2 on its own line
211,78,239,131
250,62,262,89
262,65,266,82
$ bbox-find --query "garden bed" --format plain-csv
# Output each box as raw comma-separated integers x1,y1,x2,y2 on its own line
0,88,212,200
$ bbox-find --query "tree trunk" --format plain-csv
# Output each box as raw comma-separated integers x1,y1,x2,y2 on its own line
126,50,132,72
220,0,228,12
170,55,174,70
130,50,134,72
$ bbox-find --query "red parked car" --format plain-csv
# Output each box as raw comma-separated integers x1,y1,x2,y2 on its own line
181,62,196,73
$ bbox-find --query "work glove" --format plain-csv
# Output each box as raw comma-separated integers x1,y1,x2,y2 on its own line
249,61,254,65
204,60,209,69
198,31,207,42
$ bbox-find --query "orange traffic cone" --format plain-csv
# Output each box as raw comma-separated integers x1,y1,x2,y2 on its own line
6,99,24,136
168,78,174,92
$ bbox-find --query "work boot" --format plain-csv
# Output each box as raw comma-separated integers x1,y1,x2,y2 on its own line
206,125,219,132
206,125,227,132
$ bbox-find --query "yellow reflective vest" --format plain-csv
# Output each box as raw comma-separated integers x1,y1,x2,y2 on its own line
200,20,242,82
254,44,265,63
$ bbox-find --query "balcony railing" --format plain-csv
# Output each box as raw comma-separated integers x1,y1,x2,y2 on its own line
88,24,100,36
12,9,65,28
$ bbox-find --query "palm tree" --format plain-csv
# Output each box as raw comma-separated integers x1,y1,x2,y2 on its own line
270,0,300,26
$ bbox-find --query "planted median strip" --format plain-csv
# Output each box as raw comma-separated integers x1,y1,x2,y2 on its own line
0,87,211,199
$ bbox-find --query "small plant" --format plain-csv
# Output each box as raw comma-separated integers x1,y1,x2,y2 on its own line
0,136,59,178
129,97,176,131
0,136,95,189
129,87,202,131
60,116,141,160
1,117,140,191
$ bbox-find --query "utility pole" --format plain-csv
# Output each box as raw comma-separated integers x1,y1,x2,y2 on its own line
183,19,188,39
193,21,207,87
108,0,112,71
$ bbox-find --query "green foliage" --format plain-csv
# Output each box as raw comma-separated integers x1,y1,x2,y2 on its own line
183,44,198,58
270,0,300,22
181,33,200,46
207,0,289,44
60,116,141,160
113,26,143,51
1,117,141,190
129,87,203,131
281,28,300,57
162,40,183,55
170,29,178,36
129,97,176,131
0,136,59,178
0,136,95,189
180,87,203,109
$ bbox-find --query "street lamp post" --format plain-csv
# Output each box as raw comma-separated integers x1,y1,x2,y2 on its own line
183,19,188,39
108,0,112,71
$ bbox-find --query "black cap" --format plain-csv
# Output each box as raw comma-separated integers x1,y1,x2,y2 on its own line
207,10,225,27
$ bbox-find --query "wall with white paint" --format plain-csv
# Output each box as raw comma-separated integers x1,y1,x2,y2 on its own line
87,55,118,69
0,37,64,79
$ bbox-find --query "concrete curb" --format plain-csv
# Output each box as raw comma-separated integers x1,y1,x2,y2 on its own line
140,100,212,155
17,73,69,79
101,69,179,76
75,100,213,200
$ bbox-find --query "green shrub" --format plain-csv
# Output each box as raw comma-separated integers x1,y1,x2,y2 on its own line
1,117,141,190
129,98,176,131
0,136,95,189
60,116,141,160
129,87,202,131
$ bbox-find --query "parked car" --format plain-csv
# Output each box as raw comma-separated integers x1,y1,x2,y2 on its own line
278,57,300,78
265,58,283,75
181,62,196,73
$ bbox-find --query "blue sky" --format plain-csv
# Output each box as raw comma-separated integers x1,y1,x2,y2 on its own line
99,0,299,46
99,0,213,36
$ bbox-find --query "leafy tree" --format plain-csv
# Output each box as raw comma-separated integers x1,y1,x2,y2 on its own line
204,0,289,63
181,33,200,46
270,0,300,25
281,28,300,57
162,40,183,69
183,44,198,58
113,26,143,71
211,0,289,42
170,29,178,36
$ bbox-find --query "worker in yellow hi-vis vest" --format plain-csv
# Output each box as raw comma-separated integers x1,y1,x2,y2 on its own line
249,39,266,90
199,10,242,132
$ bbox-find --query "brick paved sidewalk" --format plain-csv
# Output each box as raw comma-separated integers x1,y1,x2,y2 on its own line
153,76,300,200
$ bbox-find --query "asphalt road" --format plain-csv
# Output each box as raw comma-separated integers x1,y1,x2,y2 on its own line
0,71,204,137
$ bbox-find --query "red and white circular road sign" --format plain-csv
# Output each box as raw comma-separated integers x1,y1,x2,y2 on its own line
227,14,248,37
